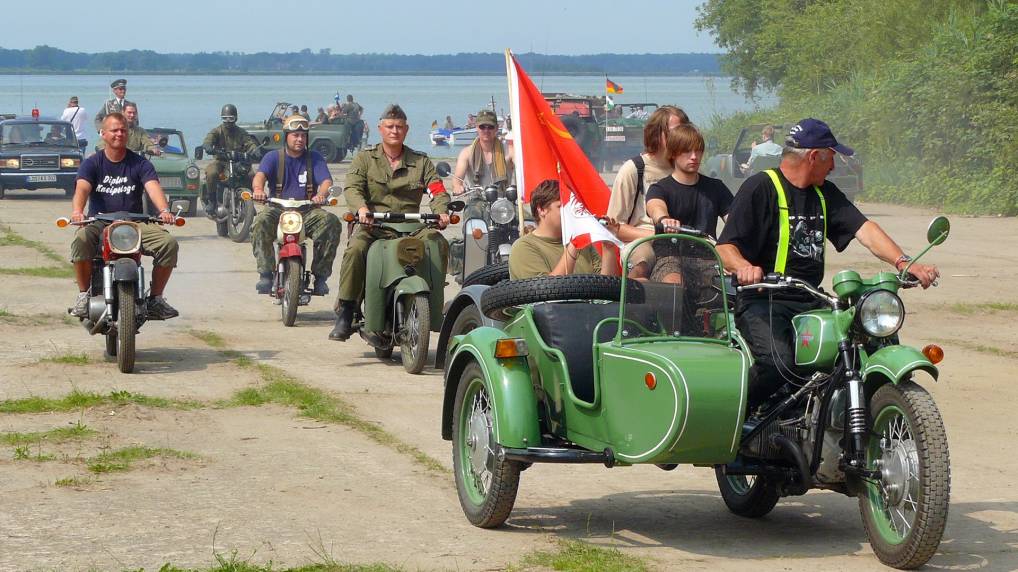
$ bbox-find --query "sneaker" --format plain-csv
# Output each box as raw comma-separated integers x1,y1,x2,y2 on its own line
312,275,330,296
146,296,179,320
256,273,273,294
71,291,89,318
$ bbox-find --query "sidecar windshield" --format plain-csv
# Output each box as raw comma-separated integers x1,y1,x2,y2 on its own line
618,235,730,342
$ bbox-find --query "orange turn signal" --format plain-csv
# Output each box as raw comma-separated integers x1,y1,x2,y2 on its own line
56,218,69,228
494,338,528,358
645,372,657,390
342,212,355,223
471,228,484,240
174,217,186,227
240,190,253,201
922,344,944,364
450,214,461,225
328,197,339,206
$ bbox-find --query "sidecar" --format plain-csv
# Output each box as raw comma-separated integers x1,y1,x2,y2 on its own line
441,234,750,527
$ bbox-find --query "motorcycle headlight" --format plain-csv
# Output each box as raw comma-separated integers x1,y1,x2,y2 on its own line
505,185,518,202
856,289,904,338
236,162,251,176
185,165,200,180
490,198,515,225
108,222,141,254
484,186,500,203
279,211,304,234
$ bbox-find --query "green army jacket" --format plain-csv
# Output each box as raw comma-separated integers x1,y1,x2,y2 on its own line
202,124,260,156
343,144,449,214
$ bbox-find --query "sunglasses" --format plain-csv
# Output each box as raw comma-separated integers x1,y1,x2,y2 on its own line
478,124,497,131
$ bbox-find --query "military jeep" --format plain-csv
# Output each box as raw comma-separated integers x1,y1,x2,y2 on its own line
240,102,352,163
703,123,864,202
542,94,658,172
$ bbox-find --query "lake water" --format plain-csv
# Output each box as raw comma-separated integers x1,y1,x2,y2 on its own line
0,74,771,157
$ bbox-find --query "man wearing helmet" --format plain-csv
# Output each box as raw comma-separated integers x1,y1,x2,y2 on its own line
201,104,262,216
329,104,450,341
250,115,340,295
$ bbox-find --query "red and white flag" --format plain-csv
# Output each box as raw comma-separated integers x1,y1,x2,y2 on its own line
505,50,621,249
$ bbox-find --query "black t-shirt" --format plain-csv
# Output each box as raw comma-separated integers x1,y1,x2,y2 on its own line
645,174,733,239
77,150,158,216
718,169,867,296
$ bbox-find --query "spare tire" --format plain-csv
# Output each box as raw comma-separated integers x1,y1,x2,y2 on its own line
480,274,641,320
463,262,510,288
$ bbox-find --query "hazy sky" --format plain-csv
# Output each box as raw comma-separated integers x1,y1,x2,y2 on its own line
3,0,718,55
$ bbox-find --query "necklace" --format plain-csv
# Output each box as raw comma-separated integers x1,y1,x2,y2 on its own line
383,148,402,163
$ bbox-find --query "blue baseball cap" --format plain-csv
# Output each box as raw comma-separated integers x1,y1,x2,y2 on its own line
786,118,854,156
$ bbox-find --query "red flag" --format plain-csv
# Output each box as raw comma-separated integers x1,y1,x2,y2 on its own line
606,77,624,94
506,50,620,249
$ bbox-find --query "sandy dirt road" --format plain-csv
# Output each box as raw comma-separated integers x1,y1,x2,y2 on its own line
1,169,1017,571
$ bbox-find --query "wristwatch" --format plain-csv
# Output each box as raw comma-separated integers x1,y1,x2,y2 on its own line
894,254,912,270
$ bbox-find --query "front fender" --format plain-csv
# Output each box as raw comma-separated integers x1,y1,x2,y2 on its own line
862,345,938,386
440,326,541,448
278,242,303,259
393,274,430,298
110,258,138,282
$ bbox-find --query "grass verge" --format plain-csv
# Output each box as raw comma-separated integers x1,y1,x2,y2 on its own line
86,445,197,474
0,389,202,414
1,421,96,445
0,227,65,264
189,329,448,475
40,352,90,365
54,476,92,487
935,338,1018,361
0,266,75,279
518,539,652,572
944,302,1018,316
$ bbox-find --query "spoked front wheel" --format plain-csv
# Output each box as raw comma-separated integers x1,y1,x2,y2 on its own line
399,293,430,374
452,362,520,527
860,381,950,569
226,189,254,242
280,258,302,327
116,282,136,373
714,466,780,518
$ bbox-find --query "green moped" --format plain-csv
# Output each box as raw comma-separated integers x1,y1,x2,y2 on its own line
343,204,463,374
441,217,951,570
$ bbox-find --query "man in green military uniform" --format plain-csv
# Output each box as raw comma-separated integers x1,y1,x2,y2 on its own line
94,78,135,132
201,104,261,215
97,103,159,156
341,94,364,147
329,104,451,341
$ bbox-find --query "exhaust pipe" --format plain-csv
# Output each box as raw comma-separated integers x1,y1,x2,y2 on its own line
770,433,813,494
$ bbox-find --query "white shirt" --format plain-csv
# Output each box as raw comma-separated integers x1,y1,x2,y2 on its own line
60,106,90,139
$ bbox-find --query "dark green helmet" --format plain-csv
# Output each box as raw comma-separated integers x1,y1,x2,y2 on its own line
221,104,238,124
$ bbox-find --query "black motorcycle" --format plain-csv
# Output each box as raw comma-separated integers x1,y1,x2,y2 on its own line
195,146,259,242
436,162,527,286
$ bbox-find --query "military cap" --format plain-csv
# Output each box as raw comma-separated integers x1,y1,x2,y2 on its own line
379,104,407,121
476,109,498,127
110,79,127,89
69,96,79,104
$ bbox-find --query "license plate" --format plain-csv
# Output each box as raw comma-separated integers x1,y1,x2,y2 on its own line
27,174,57,183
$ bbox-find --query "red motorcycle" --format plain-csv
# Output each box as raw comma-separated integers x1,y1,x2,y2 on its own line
57,210,185,373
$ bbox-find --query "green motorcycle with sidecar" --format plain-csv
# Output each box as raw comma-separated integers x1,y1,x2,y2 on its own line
342,203,463,374
441,218,952,570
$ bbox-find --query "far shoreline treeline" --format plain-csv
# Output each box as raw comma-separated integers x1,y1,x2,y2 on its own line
0,46,720,76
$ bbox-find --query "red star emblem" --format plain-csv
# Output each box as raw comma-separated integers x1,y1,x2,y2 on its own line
801,331,814,347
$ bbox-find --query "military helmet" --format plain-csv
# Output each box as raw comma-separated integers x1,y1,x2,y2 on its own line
282,115,310,133
221,104,238,124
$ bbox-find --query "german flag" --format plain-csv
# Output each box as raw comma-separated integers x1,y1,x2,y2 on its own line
606,77,624,94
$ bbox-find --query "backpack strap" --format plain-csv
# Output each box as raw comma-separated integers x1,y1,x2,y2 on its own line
275,150,285,196
630,154,646,225
305,152,315,199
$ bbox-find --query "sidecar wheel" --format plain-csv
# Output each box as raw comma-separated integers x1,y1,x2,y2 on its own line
281,259,301,327
463,262,509,287
452,361,520,527
480,274,642,320
227,190,254,243
859,382,949,570
116,282,136,373
399,293,430,374
714,466,780,518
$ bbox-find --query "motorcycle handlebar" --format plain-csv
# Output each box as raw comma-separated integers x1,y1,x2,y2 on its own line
342,211,459,225
56,214,185,228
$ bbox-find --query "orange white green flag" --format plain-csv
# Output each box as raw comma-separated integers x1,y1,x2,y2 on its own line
505,49,621,249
